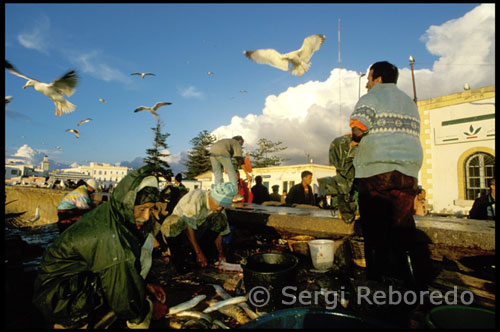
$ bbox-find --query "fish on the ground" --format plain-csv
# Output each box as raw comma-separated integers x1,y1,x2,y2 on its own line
215,261,243,272
202,296,247,313
212,319,231,329
175,310,213,323
205,298,250,325
168,294,207,315
212,284,259,320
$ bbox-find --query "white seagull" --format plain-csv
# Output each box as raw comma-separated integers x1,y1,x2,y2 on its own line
98,98,107,103
77,118,92,126
131,72,156,79
66,129,79,138
5,60,79,116
134,102,172,118
56,146,62,150
29,206,40,224
207,71,214,76
239,89,247,93
243,34,326,76
6,96,13,105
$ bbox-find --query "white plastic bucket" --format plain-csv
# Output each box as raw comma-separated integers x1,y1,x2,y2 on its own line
308,239,335,270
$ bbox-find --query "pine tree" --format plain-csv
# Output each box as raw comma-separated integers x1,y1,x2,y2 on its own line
184,130,217,180
143,118,173,179
249,138,289,168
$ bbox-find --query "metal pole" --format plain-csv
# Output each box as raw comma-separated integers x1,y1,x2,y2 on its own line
409,56,417,104
338,19,341,134
358,72,365,99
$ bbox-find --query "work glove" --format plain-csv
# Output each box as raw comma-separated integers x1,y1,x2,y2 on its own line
126,297,153,329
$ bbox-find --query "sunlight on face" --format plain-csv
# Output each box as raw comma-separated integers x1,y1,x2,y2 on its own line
134,202,156,229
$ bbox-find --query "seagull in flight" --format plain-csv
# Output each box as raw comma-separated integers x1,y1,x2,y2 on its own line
243,34,326,76
98,98,107,103
66,129,79,138
207,71,214,76
131,72,156,79
6,96,13,105
239,89,247,93
134,102,172,118
77,118,92,126
5,60,79,116
56,146,62,150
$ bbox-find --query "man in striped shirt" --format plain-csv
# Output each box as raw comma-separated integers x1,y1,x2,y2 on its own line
56,178,99,232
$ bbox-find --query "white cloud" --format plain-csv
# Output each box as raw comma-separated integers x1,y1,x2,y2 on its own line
211,4,494,167
179,86,204,99
67,50,133,84
211,4,495,167
17,14,51,55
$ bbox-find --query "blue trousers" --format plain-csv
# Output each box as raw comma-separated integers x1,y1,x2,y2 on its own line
210,155,238,189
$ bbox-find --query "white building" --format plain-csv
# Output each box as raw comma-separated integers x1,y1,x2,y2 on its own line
61,162,132,188
5,155,50,182
417,84,495,215
195,163,337,194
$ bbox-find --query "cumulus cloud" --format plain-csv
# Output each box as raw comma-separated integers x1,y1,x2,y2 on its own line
6,144,72,170
17,14,51,55
212,4,495,166
179,86,204,99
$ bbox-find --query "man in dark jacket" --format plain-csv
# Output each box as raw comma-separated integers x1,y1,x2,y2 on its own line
33,165,166,329
469,178,495,220
286,171,315,206
251,175,270,204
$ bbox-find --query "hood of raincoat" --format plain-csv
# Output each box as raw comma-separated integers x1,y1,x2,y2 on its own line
32,165,160,326
108,164,159,234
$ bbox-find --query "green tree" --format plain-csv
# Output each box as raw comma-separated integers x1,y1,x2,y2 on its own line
249,138,289,168
184,130,217,180
143,118,173,179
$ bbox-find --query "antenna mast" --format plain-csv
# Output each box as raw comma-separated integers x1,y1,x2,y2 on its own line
338,19,341,134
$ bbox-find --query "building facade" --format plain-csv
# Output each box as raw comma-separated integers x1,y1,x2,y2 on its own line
195,163,337,194
61,162,132,188
417,84,495,215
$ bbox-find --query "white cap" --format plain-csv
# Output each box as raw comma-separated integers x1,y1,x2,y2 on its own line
86,178,99,191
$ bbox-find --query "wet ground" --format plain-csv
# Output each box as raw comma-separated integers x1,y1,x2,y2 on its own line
3,221,495,329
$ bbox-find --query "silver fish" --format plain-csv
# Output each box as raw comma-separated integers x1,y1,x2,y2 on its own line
168,294,207,315
212,319,231,329
202,296,247,313
175,310,213,323
212,284,258,319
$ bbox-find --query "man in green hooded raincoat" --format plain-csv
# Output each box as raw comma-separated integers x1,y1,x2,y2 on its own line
32,165,166,329
318,134,359,223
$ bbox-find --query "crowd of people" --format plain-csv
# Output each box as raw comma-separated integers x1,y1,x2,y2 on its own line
32,60,494,328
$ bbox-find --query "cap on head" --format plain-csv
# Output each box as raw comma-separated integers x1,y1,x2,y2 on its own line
232,135,244,144
210,182,237,208
86,178,98,191
175,173,183,183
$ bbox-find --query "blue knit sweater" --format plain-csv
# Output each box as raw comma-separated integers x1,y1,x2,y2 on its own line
350,83,423,179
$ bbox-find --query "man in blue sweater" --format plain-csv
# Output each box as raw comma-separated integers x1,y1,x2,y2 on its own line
350,61,424,289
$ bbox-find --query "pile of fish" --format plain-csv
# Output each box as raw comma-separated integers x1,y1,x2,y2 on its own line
165,284,262,329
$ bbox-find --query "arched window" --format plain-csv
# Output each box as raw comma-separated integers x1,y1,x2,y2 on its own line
465,152,495,200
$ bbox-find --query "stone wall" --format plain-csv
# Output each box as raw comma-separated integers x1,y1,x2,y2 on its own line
5,186,69,225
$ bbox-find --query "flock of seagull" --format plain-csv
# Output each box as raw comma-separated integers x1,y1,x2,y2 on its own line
6,34,326,145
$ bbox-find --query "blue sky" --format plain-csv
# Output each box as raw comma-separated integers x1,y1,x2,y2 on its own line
5,3,495,174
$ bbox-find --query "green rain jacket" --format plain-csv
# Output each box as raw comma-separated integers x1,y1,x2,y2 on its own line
318,134,359,223
33,165,157,327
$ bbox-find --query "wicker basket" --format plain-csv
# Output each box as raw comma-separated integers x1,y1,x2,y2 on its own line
349,236,366,267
